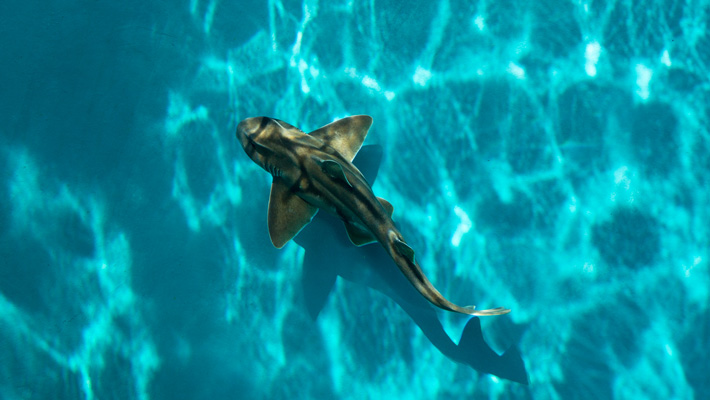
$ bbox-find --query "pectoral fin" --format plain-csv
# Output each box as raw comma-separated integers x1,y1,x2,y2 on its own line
267,179,318,248
308,115,373,161
344,221,377,246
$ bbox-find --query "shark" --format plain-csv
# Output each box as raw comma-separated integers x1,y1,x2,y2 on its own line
293,144,529,384
236,115,509,316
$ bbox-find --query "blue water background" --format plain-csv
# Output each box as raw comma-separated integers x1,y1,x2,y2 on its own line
1,0,709,399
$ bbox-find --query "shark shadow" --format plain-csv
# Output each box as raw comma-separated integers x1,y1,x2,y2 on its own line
294,145,529,384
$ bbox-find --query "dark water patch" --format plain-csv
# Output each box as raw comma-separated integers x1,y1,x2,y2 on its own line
679,309,710,399
279,313,337,399
485,0,528,41
0,235,51,314
1,344,83,400
53,211,96,258
602,3,634,63
555,294,649,399
208,0,267,48
375,0,437,65
691,129,710,187
337,288,414,380
471,81,511,159
592,207,660,270
151,339,256,400
529,1,581,57
476,189,534,237
667,68,704,93
180,121,222,202
91,353,135,399
507,124,552,175
2,0,193,188
528,179,568,233
631,102,679,177
557,82,626,185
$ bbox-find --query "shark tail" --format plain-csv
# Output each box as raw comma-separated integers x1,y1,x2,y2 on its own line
462,305,511,316
389,233,510,317
458,318,529,385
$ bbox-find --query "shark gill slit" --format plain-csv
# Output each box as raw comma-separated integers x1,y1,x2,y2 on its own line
267,162,281,177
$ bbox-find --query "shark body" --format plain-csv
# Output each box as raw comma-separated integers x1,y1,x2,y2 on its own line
236,115,509,316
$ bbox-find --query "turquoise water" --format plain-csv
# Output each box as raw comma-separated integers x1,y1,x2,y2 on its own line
2,1,709,399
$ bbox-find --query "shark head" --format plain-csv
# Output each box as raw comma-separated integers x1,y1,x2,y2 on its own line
236,117,303,178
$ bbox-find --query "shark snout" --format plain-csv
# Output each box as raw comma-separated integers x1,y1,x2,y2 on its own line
236,117,267,152
237,117,264,139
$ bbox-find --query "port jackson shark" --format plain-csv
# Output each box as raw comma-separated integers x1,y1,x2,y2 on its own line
236,115,509,316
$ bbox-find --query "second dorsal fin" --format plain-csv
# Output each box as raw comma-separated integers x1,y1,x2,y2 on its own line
393,238,415,264
377,197,394,217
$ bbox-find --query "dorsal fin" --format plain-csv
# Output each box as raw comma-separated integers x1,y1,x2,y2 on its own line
377,197,394,217
394,239,415,264
267,179,319,248
308,115,373,161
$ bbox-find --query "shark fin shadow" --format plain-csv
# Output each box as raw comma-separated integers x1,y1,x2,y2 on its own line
301,249,337,320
